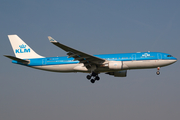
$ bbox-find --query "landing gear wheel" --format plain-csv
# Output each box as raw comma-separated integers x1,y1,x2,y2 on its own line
87,72,100,83
156,67,160,75
86,75,91,80
91,79,95,83
92,72,97,77
95,76,100,81
156,71,160,75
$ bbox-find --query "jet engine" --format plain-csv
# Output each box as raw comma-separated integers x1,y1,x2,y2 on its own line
106,70,127,77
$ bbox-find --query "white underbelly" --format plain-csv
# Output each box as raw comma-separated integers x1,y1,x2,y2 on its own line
123,60,176,69
31,63,88,72
30,60,176,73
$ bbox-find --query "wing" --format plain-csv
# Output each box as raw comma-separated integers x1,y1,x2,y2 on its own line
48,36,105,66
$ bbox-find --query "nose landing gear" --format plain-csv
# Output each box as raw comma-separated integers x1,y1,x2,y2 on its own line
156,67,160,75
86,72,100,83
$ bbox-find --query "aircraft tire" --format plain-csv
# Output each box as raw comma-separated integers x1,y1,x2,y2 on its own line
156,71,160,75
95,76,100,81
87,75,91,80
91,79,95,83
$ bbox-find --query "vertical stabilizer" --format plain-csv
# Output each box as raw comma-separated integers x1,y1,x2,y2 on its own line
8,35,44,59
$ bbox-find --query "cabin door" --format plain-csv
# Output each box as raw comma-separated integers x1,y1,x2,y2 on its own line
157,53,162,60
132,54,136,61
42,59,46,65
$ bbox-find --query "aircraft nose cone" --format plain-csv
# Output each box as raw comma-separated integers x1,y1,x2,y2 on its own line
173,58,177,63
175,58,177,62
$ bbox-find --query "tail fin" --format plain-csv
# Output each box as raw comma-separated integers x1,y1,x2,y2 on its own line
8,35,44,59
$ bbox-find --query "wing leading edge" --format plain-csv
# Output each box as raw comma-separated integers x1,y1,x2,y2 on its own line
48,36,105,67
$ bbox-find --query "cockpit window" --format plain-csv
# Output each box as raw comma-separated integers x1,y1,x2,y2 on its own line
167,55,172,57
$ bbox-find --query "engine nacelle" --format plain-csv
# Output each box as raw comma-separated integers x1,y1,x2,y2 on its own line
108,61,122,69
106,70,127,77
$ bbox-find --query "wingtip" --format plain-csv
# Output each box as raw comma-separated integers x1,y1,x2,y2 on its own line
4,55,7,57
3,55,11,57
4,55,14,59
48,36,57,43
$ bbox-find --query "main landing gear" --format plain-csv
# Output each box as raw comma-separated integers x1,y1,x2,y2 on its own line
156,67,160,75
86,72,100,83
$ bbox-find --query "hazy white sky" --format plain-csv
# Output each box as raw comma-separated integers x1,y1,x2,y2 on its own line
1,0,180,120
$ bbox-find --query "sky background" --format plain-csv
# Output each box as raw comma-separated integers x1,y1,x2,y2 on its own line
0,0,180,120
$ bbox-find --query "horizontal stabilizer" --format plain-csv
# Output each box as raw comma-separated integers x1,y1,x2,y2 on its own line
4,55,29,64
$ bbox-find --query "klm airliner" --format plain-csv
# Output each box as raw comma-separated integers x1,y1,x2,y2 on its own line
4,35,177,83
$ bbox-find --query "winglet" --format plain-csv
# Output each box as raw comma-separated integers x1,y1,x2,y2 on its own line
48,36,57,43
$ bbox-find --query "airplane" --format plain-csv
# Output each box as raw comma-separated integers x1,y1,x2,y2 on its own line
4,35,177,83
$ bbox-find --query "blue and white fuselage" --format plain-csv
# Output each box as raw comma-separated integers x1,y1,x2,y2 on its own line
12,52,177,72
5,35,177,83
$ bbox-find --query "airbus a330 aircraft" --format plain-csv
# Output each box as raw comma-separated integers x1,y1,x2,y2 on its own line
5,35,177,83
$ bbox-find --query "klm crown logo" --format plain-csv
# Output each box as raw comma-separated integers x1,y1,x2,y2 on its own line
19,44,26,48
49,39,54,42
142,53,150,57
15,44,30,53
